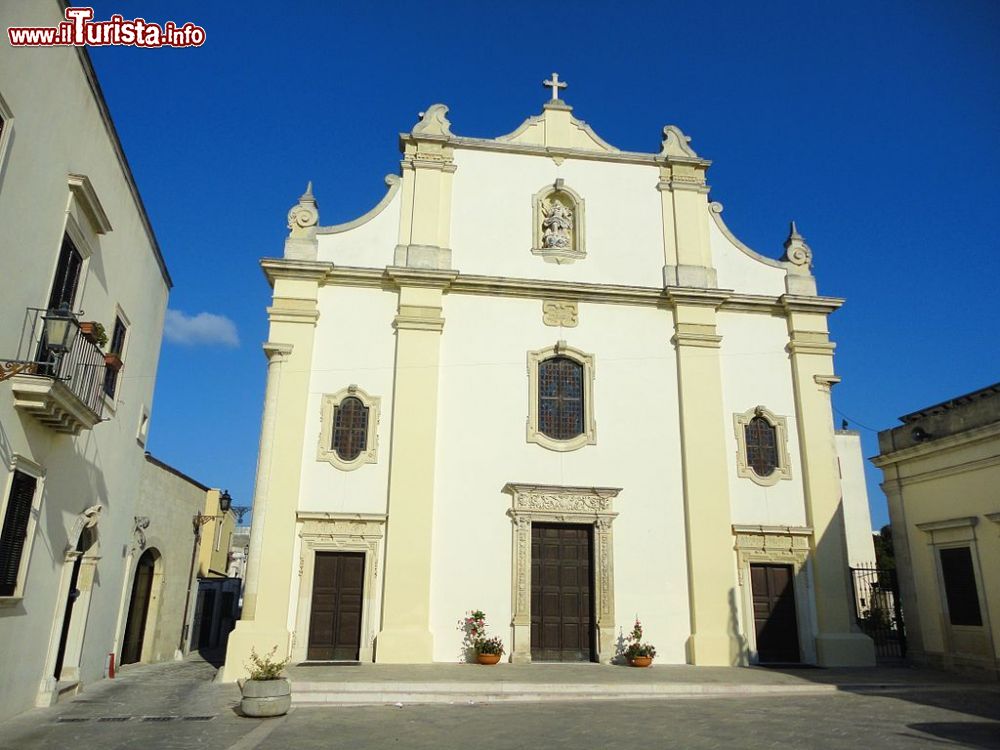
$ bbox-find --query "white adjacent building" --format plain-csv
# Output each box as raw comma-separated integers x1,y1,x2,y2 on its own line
0,1,171,718
224,77,876,677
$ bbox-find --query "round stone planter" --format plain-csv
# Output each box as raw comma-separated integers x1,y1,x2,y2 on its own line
240,678,291,717
628,656,653,668
476,653,502,665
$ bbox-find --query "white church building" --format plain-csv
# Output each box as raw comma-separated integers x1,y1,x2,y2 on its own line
223,76,876,677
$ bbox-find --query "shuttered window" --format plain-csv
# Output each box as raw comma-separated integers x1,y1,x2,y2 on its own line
939,546,983,626
103,316,127,398
47,235,83,312
0,471,38,597
745,416,779,477
538,356,584,440
332,396,369,461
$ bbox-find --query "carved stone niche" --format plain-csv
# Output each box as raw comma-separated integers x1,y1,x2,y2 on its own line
531,180,586,264
502,483,621,665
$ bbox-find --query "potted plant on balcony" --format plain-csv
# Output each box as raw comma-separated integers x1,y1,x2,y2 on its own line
104,352,123,371
239,646,291,717
463,609,505,665
624,618,656,667
78,321,108,348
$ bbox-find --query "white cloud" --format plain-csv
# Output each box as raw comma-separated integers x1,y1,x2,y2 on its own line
163,309,240,348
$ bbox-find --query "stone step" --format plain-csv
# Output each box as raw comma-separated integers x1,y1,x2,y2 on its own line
288,679,915,706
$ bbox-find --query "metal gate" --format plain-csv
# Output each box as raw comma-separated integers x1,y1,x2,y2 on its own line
850,565,906,659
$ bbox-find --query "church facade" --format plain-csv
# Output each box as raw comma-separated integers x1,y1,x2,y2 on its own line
223,78,875,677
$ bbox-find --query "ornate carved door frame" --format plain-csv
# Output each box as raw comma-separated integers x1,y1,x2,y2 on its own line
503,483,621,664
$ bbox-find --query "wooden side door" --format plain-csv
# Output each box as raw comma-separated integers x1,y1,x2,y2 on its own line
531,524,595,662
121,551,155,665
750,563,801,663
307,552,364,661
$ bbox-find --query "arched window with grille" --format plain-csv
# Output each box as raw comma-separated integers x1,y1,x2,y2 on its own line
332,396,369,461
318,387,381,470
527,343,596,452
734,406,791,486
538,356,584,440
745,416,778,477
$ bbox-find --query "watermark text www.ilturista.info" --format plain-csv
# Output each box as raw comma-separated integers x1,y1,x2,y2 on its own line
8,7,205,48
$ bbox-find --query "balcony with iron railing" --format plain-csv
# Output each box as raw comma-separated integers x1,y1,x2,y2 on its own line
2,307,106,434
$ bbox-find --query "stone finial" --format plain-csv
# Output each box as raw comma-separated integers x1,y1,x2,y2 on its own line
543,73,568,101
781,220,813,270
287,181,319,238
412,104,453,137
659,125,699,158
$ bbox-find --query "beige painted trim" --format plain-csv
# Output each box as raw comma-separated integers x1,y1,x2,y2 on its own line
917,516,978,536
924,533,994,663
0,455,46,606
67,173,112,234
503,483,621,664
733,525,816,665
317,385,381,471
733,405,793,487
708,202,787,270
317,175,400,235
526,342,596,452
531,181,587,264
292,514,386,663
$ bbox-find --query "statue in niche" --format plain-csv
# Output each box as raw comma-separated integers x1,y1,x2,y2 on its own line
541,196,574,250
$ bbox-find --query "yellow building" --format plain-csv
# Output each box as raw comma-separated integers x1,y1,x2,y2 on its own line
223,77,877,679
198,489,237,579
873,383,1000,678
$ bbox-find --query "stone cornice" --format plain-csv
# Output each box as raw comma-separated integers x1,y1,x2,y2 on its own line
781,294,845,314
261,258,332,287
410,133,713,169
385,266,459,289
871,421,1000,469
916,516,978,533
311,263,846,315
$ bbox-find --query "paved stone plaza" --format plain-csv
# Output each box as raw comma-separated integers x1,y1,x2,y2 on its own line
0,656,997,750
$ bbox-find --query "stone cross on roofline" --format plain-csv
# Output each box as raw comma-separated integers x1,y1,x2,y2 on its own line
543,73,567,101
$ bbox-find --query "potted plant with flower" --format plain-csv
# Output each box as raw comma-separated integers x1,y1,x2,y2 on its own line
78,321,108,348
624,618,656,667
463,609,505,665
240,646,291,717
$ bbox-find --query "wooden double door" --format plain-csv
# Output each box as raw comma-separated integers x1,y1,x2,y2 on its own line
307,552,364,661
750,563,801,663
531,524,596,662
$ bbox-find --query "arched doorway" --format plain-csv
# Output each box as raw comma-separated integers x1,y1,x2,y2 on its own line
121,549,159,665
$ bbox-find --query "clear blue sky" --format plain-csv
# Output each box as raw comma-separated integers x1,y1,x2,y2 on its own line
81,0,999,528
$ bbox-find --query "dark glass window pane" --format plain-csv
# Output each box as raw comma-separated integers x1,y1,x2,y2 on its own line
939,547,983,626
333,396,369,461
538,357,584,440
745,416,778,476
0,471,38,596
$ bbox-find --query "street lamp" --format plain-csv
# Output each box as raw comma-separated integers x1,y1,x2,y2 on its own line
42,303,78,354
219,490,232,513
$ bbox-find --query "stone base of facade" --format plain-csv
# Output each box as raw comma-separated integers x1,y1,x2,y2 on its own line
815,632,877,667
686,631,742,666
375,628,434,663
220,622,291,682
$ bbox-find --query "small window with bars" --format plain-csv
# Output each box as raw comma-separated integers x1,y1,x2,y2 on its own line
103,315,127,398
0,470,39,597
538,356,584,441
332,396,369,461
745,416,779,477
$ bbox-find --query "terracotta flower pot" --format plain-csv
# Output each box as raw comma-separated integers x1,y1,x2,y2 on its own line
240,678,291,717
476,653,502,665
104,353,123,371
628,656,653,668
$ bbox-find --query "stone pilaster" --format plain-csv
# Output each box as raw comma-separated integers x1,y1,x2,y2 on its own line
783,296,875,666
658,127,716,288
375,268,455,663
221,261,323,681
668,289,741,665
395,105,456,270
